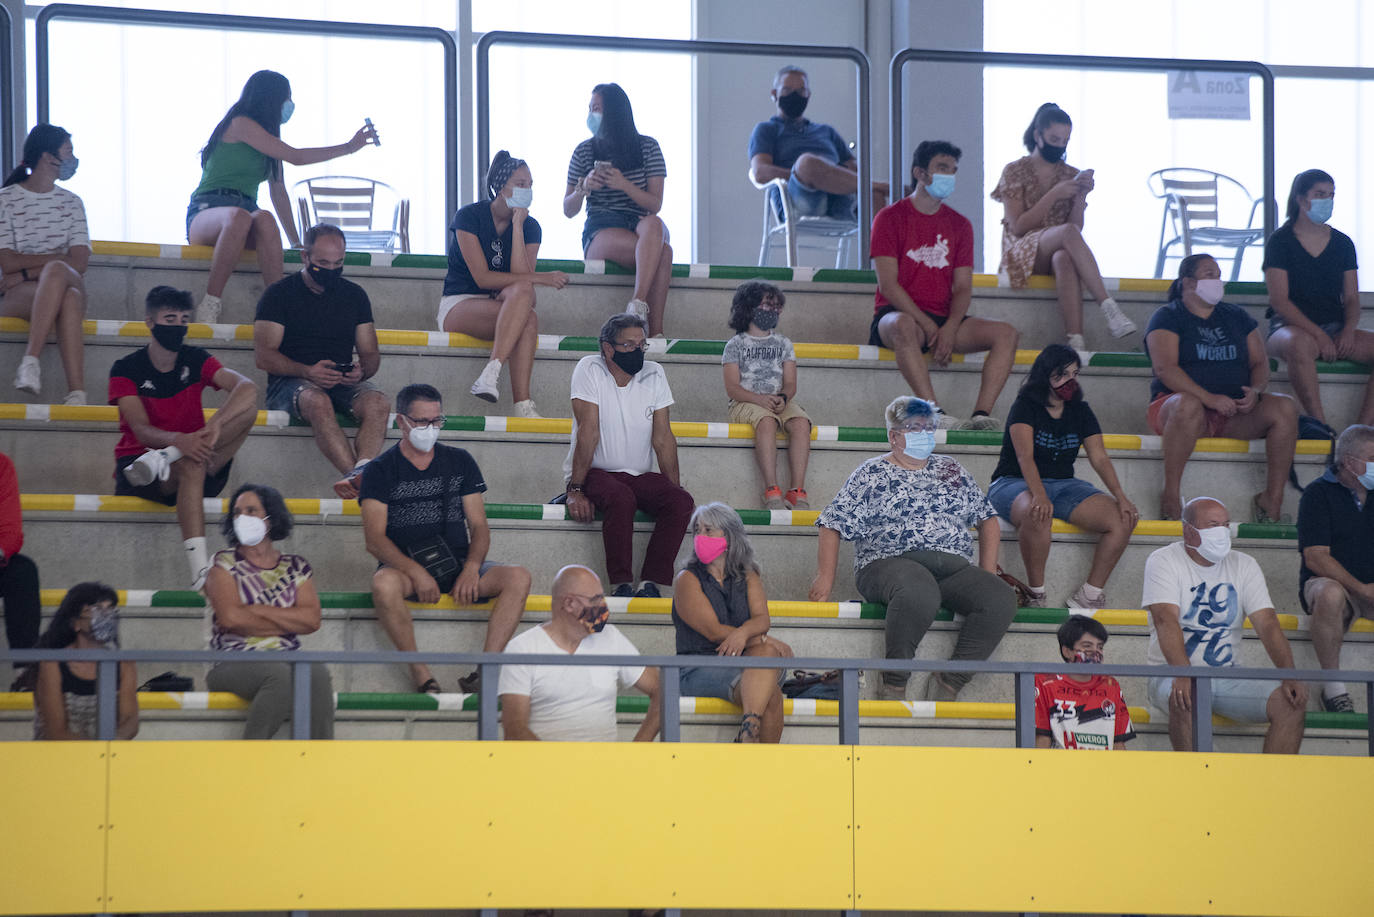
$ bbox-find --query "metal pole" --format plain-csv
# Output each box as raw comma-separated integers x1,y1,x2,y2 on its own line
1013,672,1036,749
96,658,117,740
291,660,313,740
0,3,12,178
888,50,905,213
1366,680,1374,758
856,56,871,263
838,668,860,745
477,661,500,740
660,665,680,743
1192,676,1214,753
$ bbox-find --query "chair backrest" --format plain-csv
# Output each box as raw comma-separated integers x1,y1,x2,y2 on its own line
1148,168,1258,231
296,176,383,231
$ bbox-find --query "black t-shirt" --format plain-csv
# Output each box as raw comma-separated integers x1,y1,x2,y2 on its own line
1261,223,1358,326
358,443,487,561
443,200,542,296
1145,299,1257,400
254,272,374,384
992,394,1102,482
1297,469,1374,605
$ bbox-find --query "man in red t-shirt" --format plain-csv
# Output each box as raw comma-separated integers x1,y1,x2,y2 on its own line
1035,615,1136,750
871,140,1018,431
109,286,257,585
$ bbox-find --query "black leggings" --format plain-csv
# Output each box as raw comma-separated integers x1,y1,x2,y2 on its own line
1,554,40,667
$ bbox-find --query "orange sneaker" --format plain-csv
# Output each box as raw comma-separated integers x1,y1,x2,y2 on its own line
785,488,810,510
763,486,786,509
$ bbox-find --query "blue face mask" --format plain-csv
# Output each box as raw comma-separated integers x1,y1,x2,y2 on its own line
586,111,602,135
57,155,79,181
1308,196,1333,224
505,186,533,209
280,99,295,125
926,172,956,200
1357,461,1374,490
902,430,936,461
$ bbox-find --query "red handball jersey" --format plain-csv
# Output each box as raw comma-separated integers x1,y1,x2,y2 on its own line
1034,673,1136,750
108,345,223,459
870,199,974,318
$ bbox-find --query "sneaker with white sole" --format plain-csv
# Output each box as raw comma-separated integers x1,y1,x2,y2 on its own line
1067,584,1108,612
1066,333,1086,353
935,411,961,430
1100,298,1137,338
13,356,40,395
958,414,1002,432
469,359,501,403
194,294,222,324
513,399,542,419
1321,692,1356,714
123,448,172,487
1024,590,1048,609
63,390,87,406
627,298,649,320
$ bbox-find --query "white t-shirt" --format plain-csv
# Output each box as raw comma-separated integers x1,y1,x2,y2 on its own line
0,184,90,269
563,354,674,480
496,622,646,742
1141,541,1274,667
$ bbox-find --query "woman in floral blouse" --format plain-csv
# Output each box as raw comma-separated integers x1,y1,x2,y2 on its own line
809,396,1017,702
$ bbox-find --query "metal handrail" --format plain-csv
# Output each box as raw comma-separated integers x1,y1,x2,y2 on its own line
474,31,873,259
6,647,1369,756
0,3,12,178
889,49,1277,244
33,3,458,223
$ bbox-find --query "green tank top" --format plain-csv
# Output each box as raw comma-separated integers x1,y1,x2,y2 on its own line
193,141,270,200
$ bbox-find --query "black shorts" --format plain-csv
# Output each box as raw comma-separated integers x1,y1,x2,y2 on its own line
114,455,233,507
868,306,947,349
399,559,499,600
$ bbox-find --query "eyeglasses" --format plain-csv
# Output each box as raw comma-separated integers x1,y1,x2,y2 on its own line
610,339,648,353
894,424,937,435
405,415,446,430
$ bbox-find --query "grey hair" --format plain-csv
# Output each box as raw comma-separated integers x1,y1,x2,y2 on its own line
598,311,648,345
682,502,760,581
773,65,808,89
1334,424,1374,464
884,395,937,433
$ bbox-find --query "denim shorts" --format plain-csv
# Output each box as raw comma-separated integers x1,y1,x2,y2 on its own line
186,189,259,240
775,173,857,221
1147,674,1279,724
265,376,380,422
987,476,1102,523
1268,316,1344,338
581,210,643,251
680,664,742,701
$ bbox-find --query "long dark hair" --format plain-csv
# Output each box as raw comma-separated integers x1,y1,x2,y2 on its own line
3,124,71,187
590,83,644,172
200,70,291,180
1167,253,1217,302
1284,169,1334,223
37,582,118,649
1018,343,1082,407
221,482,294,545
728,280,785,333
1022,102,1071,153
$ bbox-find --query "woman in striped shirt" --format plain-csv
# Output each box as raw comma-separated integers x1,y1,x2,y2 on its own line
563,83,673,336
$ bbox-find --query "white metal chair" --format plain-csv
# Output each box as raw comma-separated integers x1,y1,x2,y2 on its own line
753,175,858,270
1148,168,1265,281
294,176,410,254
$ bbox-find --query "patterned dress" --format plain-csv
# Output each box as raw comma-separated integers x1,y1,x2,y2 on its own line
208,548,312,652
990,155,1081,288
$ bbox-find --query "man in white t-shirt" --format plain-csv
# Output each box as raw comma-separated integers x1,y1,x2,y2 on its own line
1142,496,1307,753
498,564,661,741
563,312,694,599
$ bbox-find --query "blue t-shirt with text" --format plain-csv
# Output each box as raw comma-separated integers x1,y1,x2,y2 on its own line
1145,299,1257,400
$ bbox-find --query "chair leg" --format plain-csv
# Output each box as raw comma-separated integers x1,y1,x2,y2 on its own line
1229,246,1244,282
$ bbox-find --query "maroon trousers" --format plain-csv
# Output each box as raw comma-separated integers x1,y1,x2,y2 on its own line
582,469,694,586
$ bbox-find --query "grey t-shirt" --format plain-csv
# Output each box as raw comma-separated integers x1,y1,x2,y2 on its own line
721,332,794,396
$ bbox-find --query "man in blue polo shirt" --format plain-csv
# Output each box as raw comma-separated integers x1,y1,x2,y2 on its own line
1297,423,1374,713
748,65,876,220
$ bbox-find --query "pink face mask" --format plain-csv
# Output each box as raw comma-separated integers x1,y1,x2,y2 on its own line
694,534,729,564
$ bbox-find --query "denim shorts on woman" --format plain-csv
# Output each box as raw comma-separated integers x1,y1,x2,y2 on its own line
185,189,259,240
679,665,741,701
581,209,643,251
987,476,1102,522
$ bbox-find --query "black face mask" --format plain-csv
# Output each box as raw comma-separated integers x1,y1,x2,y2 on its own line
1039,142,1067,163
308,262,344,291
777,91,808,119
151,323,188,351
610,347,645,376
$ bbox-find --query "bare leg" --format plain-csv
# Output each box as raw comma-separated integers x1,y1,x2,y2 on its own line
299,387,358,474
1307,580,1351,673
785,416,811,491
752,416,781,492
876,312,936,401
585,224,672,335
1343,330,1374,425
1032,223,1112,306
1049,249,1083,337
630,216,668,304
507,309,539,403
475,564,531,652
737,639,789,744
171,458,207,541
442,285,538,403
1156,393,1206,520
952,317,1018,415
371,566,433,689
1008,490,1051,588
645,239,672,337
54,285,85,392
1222,392,1297,520
1066,492,1132,589
1262,686,1305,754
206,392,258,473
188,207,254,298
247,210,286,288
791,153,859,195
1265,326,1325,423
351,389,391,464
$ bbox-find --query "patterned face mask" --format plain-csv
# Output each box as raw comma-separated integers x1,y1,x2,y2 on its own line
88,606,119,646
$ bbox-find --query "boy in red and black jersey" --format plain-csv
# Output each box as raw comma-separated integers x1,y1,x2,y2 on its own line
1035,615,1135,750
109,286,257,586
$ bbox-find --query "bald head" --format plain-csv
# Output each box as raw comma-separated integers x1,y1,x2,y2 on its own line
1182,497,1228,528
552,564,602,604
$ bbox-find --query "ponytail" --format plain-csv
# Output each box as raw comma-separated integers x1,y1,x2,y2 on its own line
1,165,29,188
1022,102,1071,153
1168,253,1213,302
4,123,71,188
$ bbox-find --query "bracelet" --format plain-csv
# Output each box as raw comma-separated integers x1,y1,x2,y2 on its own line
567,483,585,494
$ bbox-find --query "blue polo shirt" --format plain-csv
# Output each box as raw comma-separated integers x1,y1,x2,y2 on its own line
747,116,852,169
1297,467,1374,608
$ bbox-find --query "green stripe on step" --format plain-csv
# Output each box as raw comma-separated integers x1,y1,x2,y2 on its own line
535,259,587,274
859,604,887,620
835,426,888,443
665,339,727,356
389,254,448,270
710,265,794,281
812,269,877,284
485,503,557,521
1305,711,1368,730
1087,353,1151,369
1235,522,1298,539
1223,281,1267,296
943,431,1005,447
556,336,600,351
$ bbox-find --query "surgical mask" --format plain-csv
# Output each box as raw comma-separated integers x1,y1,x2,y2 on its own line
586,111,602,135
151,323,187,350
307,262,344,291
1051,378,1079,401
280,99,295,125
1355,460,1374,490
926,173,956,200
1071,648,1104,665
233,514,268,547
1308,197,1333,224
1039,142,1067,163
902,430,936,461
577,600,609,634
57,155,79,181
777,91,808,119
89,607,119,647
751,308,780,331
407,424,440,452
694,534,729,564
505,186,533,209
1194,277,1225,305
611,348,645,376
1191,525,1231,564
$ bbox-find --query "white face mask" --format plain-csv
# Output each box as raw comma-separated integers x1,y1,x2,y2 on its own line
1191,524,1231,564
408,425,440,452
1194,277,1225,305
233,514,268,547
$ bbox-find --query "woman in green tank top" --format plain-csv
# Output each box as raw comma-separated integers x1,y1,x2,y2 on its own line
186,70,376,322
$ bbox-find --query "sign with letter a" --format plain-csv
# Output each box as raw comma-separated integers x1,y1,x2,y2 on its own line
1166,70,1251,120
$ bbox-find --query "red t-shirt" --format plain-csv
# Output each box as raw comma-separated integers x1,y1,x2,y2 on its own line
0,452,22,559
108,346,224,459
1034,673,1135,750
870,199,974,317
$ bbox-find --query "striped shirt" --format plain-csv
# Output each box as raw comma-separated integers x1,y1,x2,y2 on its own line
0,184,89,270
566,135,666,219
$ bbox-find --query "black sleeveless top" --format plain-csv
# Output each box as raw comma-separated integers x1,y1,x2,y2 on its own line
671,565,750,655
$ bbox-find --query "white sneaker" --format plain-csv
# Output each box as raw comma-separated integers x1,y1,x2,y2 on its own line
1100,298,1136,339
469,359,501,403
513,399,542,419
958,414,1002,432
62,390,87,406
627,298,649,320
13,356,39,395
1067,584,1108,612
191,565,210,592
123,448,172,487
935,411,961,430
194,294,221,324
1066,333,1086,353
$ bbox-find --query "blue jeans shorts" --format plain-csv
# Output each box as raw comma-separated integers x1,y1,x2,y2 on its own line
1268,316,1344,338
186,189,259,240
582,210,643,252
772,173,857,220
987,476,1102,522
680,665,741,701
1148,674,1278,724
265,376,380,422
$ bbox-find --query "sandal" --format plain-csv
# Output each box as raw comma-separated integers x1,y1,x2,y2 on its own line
458,670,481,694
1251,492,1291,525
417,678,442,694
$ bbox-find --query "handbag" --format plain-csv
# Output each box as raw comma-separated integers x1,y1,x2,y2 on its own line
404,450,461,584
781,669,842,700
996,566,1036,608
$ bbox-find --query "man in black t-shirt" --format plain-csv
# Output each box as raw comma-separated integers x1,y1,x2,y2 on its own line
1297,423,1374,713
255,224,389,500
359,383,531,693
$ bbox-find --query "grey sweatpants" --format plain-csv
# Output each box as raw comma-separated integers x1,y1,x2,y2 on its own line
855,549,1017,689
207,660,335,740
